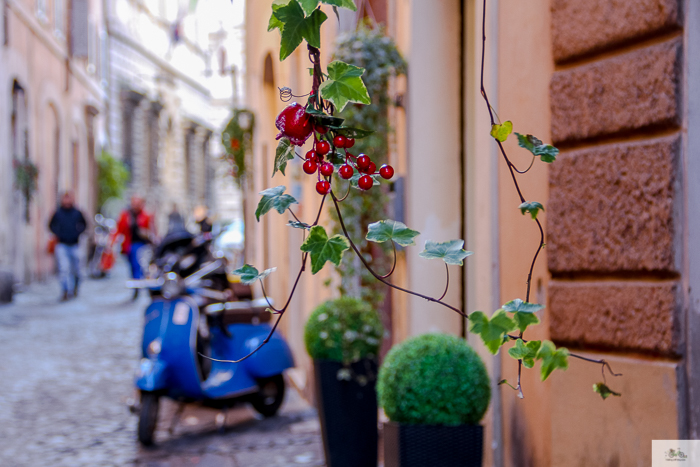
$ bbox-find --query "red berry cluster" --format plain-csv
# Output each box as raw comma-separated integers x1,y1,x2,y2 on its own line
303,132,395,195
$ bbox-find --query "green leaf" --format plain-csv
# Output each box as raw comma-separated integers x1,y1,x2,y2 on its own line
273,138,296,177
287,220,311,230
508,339,542,369
300,225,350,274
593,382,621,400
366,219,420,247
419,239,472,266
468,310,517,354
255,185,298,221
502,299,544,314
490,121,512,142
535,341,569,381
503,299,543,333
232,264,276,285
268,0,291,32
321,0,357,11
274,2,327,60
297,0,320,15
329,126,374,139
319,60,371,112
519,201,544,220
515,133,559,163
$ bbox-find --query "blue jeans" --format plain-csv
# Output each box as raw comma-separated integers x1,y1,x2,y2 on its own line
55,243,80,295
128,242,147,279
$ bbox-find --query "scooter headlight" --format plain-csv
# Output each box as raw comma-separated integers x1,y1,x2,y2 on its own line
147,339,162,357
161,272,182,299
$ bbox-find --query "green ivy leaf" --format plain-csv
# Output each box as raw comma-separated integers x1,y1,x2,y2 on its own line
419,239,472,266
513,312,540,334
508,339,542,369
300,225,350,274
232,264,276,285
515,133,559,163
490,121,512,142
366,219,420,247
274,2,327,60
319,60,371,112
273,138,296,177
321,0,357,11
536,340,569,381
519,201,544,220
297,0,320,15
287,220,311,230
502,299,544,314
268,0,291,32
255,185,298,221
468,310,517,354
329,126,374,139
593,382,621,400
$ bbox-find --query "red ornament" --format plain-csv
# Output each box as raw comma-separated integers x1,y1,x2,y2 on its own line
275,102,313,146
303,160,318,174
316,141,331,155
316,180,331,195
320,162,334,177
333,135,347,148
358,175,373,190
339,164,354,179
345,137,355,148
379,164,395,179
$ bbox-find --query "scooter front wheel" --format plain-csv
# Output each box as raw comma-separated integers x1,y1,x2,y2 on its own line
251,374,285,418
138,392,160,446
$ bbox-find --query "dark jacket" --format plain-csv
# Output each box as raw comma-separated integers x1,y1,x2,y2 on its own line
49,207,87,245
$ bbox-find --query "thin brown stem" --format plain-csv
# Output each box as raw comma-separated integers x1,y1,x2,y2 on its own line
437,263,450,301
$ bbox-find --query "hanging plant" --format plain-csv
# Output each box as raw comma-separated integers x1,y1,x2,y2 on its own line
222,109,255,187
14,159,38,222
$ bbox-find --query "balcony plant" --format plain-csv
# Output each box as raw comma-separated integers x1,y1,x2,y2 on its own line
304,296,384,467
377,333,491,467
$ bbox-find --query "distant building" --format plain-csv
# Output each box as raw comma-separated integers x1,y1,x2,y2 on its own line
0,0,107,282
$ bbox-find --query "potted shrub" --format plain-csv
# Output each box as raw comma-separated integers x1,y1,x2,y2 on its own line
378,333,491,467
304,296,385,467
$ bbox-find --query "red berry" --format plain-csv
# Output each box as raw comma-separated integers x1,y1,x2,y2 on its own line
379,164,394,179
356,154,371,170
305,150,318,162
275,102,313,146
303,160,318,174
316,141,330,155
320,162,334,177
358,175,373,191
316,125,329,134
339,164,354,179
316,180,331,195
333,135,347,148
345,138,355,148
365,162,377,174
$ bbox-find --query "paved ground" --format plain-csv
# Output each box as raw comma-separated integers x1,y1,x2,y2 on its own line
0,261,325,467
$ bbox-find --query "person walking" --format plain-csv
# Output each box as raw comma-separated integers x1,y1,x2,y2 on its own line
49,191,87,301
116,196,155,299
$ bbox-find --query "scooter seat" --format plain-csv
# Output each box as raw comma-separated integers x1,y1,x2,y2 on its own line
205,298,272,325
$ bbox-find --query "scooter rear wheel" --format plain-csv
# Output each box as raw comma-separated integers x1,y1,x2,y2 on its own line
251,374,285,418
138,392,160,446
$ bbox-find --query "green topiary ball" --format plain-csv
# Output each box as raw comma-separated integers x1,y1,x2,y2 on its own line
304,296,384,363
377,333,491,426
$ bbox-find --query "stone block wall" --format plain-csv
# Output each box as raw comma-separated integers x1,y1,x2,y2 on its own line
548,0,683,357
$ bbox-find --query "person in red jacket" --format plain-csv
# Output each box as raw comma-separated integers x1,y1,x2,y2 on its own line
116,196,155,298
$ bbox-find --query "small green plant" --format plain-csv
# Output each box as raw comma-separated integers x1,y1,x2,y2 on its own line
304,296,384,364
377,333,491,426
97,149,129,210
222,108,255,187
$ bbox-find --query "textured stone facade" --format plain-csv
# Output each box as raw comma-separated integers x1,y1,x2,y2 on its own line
551,0,682,62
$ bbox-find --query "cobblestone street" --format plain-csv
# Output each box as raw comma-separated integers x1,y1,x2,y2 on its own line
0,262,325,467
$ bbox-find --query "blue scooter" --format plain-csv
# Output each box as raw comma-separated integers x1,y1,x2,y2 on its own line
128,232,294,445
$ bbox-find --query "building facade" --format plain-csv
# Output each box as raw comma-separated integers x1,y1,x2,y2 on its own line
245,0,700,465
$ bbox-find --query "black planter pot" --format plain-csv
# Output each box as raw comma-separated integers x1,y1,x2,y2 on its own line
383,421,483,467
314,359,378,467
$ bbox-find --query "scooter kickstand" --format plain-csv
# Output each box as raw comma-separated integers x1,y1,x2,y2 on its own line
168,402,186,435
216,408,228,433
